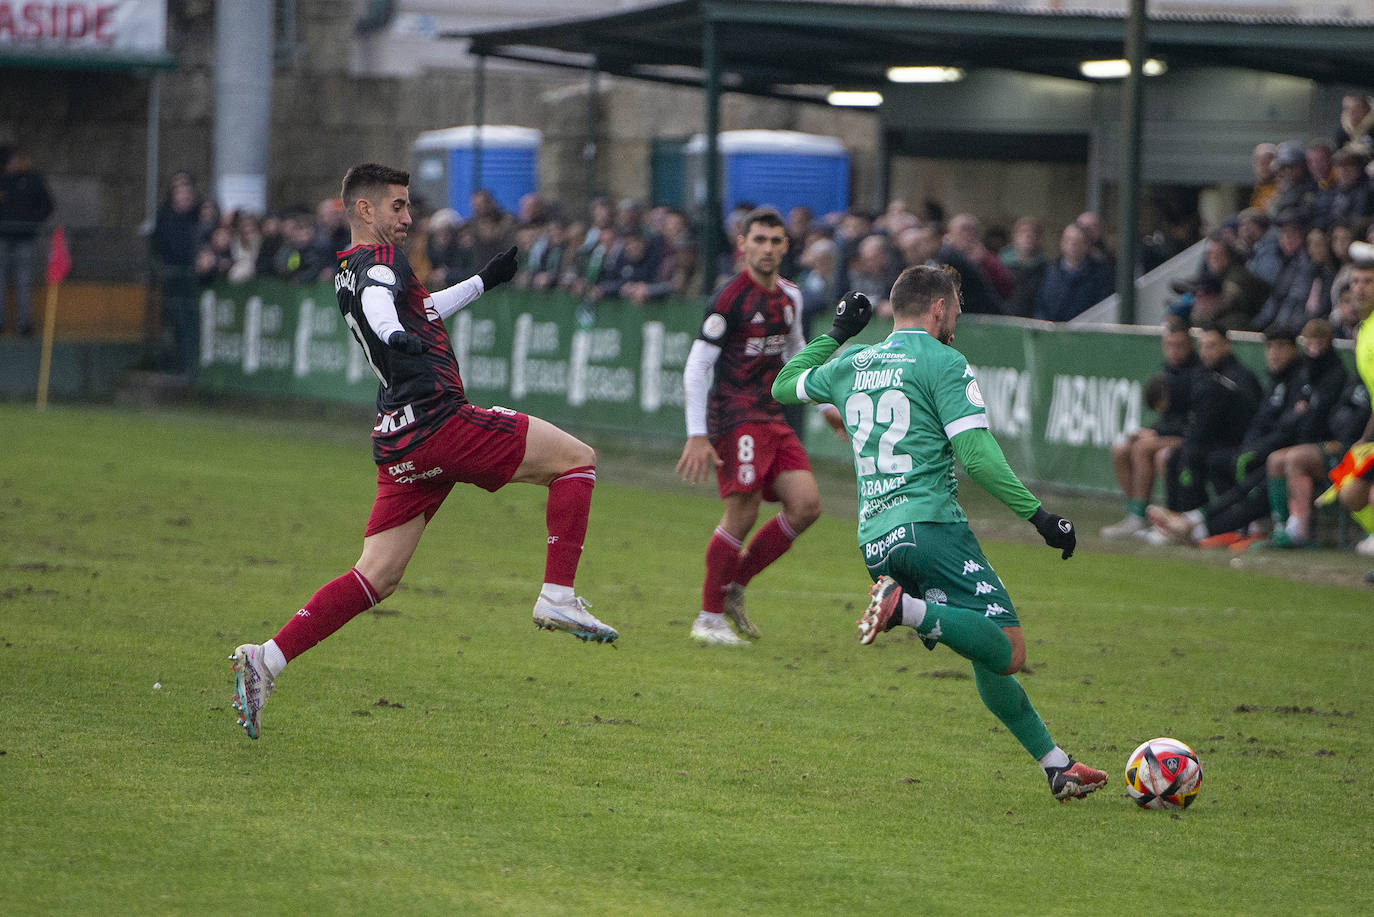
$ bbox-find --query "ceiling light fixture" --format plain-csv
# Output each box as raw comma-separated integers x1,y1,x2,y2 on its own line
827,90,883,107
886,66,965,83
1079,58,1167,79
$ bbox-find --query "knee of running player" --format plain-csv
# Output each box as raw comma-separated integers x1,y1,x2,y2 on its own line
784,493,822,531
1001,626,1026,675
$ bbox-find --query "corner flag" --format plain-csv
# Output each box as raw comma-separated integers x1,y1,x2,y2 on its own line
46,225,71,286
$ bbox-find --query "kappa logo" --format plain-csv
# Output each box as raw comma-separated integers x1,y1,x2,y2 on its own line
924,619,943,643
974,581,995,596
961,560,984,575
984,603,1009,617
923,588,947,605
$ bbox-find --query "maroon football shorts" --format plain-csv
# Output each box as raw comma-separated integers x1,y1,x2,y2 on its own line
364,404,530,536
713,421,812,502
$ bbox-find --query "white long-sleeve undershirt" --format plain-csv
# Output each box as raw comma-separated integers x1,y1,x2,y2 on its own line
360,275,486,341
682,338,721,438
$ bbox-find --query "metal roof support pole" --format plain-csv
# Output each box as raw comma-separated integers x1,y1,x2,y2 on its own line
144,71,161,233
472,52,486,204
585,57,600,206
213,0,274,214
702,15,722,295
1116,0,1146,324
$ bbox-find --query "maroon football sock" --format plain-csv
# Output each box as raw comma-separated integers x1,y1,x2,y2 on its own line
702,526,742,614
273,567,379,662
544,465,596,587
735,514,799,587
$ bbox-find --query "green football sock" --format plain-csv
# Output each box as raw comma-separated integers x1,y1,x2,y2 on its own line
1126,498,1147,518
1267,478,1288,524
974,665,1055,760
917,605,1013,673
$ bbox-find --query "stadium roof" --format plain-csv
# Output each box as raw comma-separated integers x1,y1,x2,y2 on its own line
458,0,1374,101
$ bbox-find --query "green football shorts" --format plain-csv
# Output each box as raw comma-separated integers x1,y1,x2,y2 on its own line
861,520,1020,629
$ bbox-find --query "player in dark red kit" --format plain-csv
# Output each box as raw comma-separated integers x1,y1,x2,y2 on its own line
676,207,843,645
230,163,618,739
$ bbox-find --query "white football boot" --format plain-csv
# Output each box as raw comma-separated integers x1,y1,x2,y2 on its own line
533,594,619,644
231,643,275,740
690,611,749,646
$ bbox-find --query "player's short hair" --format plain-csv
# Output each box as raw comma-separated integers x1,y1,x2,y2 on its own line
889,264,960,317
740,206,785,236
341,163,410,213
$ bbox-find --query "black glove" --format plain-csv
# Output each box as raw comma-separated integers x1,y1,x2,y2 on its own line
1029,507,1076,560
478,245,519,290
828,291,873,345
387,330,428,356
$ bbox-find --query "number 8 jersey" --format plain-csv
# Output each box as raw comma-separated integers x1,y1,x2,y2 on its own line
792,328,989,539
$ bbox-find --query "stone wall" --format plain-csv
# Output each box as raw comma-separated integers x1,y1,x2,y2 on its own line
0,0,877,281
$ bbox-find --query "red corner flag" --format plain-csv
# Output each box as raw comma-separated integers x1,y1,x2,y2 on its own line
46,225,71,286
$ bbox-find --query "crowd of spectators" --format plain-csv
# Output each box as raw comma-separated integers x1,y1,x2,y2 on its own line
1169,91,1374,340
160,91,1374,343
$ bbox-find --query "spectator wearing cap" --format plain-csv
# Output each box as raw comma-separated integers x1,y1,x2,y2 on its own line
1336,92,1374,156
1252,210,1318,331
1249,142,1279,212
1315,146,1374,229
1267,140,1319,225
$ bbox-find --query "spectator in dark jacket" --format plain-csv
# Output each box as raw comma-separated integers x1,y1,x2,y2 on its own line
1034,222,1114,321
0,148,54,335
1251,210,1316,331
150,172,201,374
1162,322,1263,512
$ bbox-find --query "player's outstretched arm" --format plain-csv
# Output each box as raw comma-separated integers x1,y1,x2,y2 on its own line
952,428,1076,559
773,335,840,404
426,246,520,320
950,427,1040,519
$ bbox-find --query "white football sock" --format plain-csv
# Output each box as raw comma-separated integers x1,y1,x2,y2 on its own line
1039,746,1071,772
541,583,574,604
897,593,927,629
263,639,288,678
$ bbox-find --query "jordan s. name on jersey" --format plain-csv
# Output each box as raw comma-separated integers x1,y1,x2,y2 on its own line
336,243,466,463
698,271,803,436
797,329,989,542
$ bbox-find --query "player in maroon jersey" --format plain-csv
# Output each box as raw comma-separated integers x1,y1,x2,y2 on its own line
676,207,844,644
230,163,617,739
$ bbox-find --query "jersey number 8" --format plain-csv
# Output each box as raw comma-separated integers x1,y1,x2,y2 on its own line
845,391,914,476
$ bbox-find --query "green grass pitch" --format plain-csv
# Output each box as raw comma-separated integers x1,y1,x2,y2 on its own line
1,404,1371,915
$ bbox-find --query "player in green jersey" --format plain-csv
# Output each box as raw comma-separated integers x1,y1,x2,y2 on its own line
773,264,1108,801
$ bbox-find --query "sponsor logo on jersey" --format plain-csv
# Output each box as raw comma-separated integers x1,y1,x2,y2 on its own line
392,465,444,484
702,312,728,341
387,460,416,476
367,264,398,286
744,333,789,356
851,347,877,370
863,524,913,562
374,403,416,435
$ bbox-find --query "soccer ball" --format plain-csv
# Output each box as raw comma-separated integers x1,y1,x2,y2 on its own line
1124,737,1202,810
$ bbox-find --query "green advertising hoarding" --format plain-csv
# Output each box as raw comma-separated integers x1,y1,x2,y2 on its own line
197,280,1292,495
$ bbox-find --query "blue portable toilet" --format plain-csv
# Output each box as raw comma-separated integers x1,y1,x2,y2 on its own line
685,130,850,222
412,125,541,218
